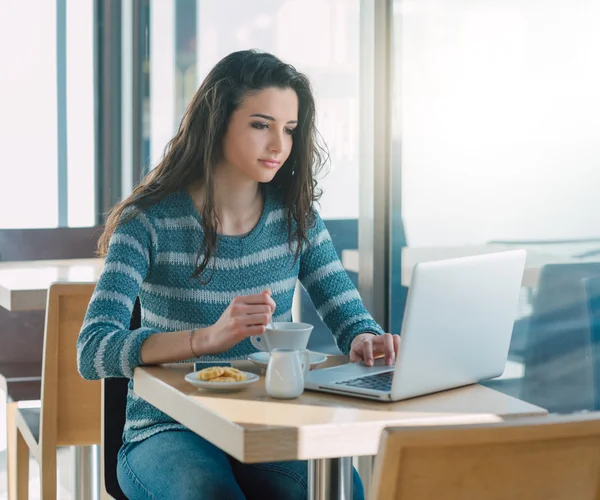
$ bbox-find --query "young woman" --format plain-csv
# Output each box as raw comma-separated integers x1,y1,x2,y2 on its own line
77,50,399,500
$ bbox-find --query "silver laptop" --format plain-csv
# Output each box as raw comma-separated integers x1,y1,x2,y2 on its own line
305,250,527,401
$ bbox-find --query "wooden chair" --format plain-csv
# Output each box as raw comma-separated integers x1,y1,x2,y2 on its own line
369,412,600,500
0,226,102,500
13,283,100,500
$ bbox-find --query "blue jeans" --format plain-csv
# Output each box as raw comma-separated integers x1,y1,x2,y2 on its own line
117,430,365,500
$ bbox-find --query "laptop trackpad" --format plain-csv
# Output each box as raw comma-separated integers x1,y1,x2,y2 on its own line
306,358,393,384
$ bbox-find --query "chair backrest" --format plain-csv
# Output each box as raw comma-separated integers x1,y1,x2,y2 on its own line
101,298,141,500
370,413,600,500
521,263,600,413
39,283,100,447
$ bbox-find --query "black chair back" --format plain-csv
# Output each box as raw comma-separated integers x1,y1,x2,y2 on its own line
103,298,140,499
521,263,600,413
585,276,600,410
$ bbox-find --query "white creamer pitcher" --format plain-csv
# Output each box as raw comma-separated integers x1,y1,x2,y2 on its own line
265,348,310,399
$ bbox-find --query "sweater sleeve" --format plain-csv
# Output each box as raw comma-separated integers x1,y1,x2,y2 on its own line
77,211,160,380
298,212,385,354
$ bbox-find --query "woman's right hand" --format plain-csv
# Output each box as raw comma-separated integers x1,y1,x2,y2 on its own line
193,290,276,355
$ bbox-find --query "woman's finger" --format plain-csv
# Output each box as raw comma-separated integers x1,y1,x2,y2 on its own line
241,312,271,326
244,324,267,337
240,293,277,314
382,333,395,365
362,337,374,367
349,346,361,363
266,295,276,314
368,336,386,357
242,293,272,304
237,304,272,316
393,334,401,355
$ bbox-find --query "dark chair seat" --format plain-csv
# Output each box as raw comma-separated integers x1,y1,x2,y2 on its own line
0,362,42,402
5,381,41,403
0,227,102,262
0,362,42,386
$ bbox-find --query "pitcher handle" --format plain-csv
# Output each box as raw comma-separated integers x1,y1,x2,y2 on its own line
299,349,310,378
251,335,268,352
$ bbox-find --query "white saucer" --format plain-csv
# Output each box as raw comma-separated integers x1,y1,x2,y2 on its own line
248,351,327,369
184,371,259,392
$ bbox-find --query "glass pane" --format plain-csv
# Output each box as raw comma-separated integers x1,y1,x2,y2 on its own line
393,0,600,413
146,0,362,352
66,0,95,227
0,0,95,229
195,0,360,222
0,1,58,228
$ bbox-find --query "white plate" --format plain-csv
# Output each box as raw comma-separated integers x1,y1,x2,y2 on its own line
248,351,327,369
184,370,259,392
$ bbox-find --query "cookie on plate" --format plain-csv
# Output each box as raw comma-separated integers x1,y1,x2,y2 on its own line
209,376,238,383
196,367,225,381
222,367,246,381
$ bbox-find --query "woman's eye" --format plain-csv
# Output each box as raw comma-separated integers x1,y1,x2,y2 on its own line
251,122,268,130
285,128,296,136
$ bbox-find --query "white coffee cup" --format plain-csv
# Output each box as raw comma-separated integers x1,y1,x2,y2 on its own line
250,322,313,352
265,348,310,399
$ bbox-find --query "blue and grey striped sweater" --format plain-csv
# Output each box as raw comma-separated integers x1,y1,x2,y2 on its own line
77,185,384,444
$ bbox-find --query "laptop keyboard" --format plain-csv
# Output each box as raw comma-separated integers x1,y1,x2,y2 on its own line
335,371,394,392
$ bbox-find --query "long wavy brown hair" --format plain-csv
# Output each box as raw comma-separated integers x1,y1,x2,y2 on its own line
98,50,328,282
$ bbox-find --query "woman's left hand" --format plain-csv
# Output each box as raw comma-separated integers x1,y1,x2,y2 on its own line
349,333,400,367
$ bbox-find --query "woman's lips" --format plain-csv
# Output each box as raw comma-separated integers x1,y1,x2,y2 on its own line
259,159,280,169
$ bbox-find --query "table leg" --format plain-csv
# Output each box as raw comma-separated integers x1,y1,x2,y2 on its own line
7,401,17,500
308,457,353,500
73,445,100,500
356,455,374,493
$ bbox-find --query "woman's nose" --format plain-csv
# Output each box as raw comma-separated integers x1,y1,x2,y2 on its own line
268,131,285,153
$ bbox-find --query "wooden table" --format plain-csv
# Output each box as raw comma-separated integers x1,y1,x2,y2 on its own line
133,358,547,500
342,245,600,287
0,258,104,311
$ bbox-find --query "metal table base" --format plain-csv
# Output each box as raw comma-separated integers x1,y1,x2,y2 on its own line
73,445,100,500
308,457,353,500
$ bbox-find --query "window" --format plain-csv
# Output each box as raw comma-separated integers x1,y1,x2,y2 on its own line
147,0,361,221
393,0,600,413
0,0,95,229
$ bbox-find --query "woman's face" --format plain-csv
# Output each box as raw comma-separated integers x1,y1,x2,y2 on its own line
220,87,299,183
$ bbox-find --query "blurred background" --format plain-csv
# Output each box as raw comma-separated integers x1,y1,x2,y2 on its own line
1,0,600,497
